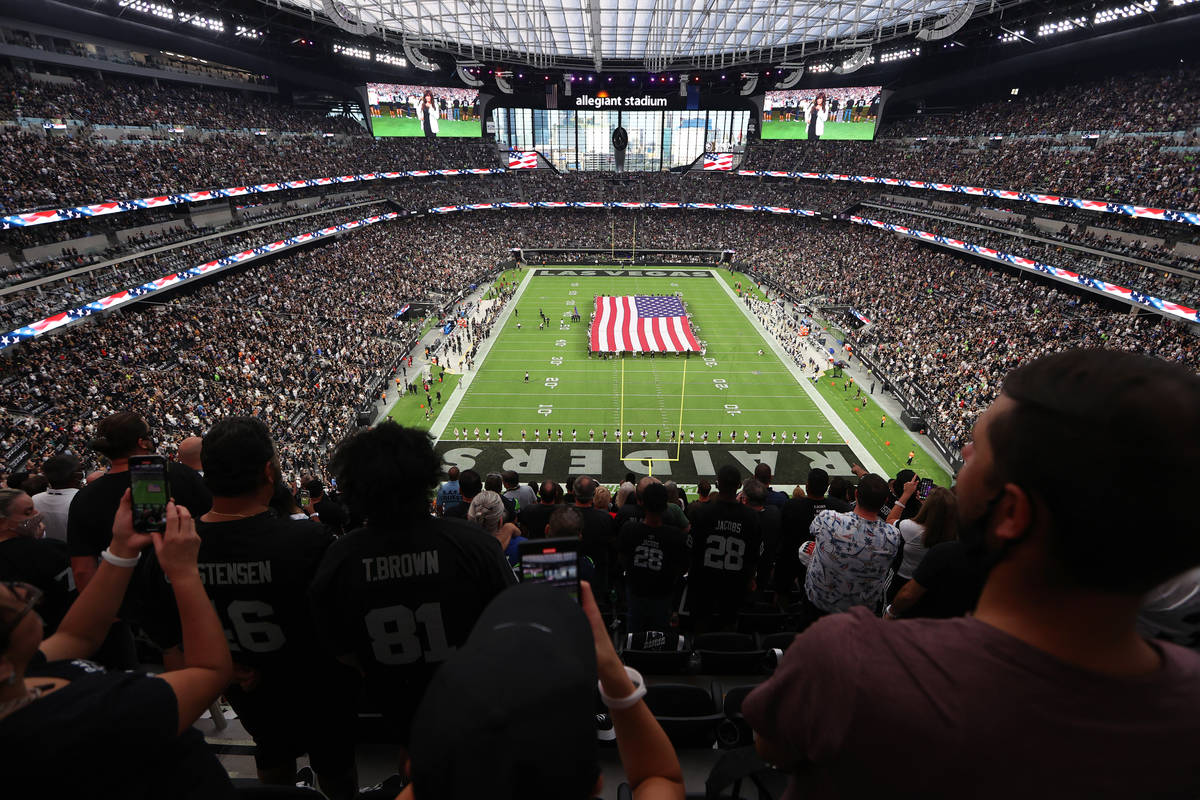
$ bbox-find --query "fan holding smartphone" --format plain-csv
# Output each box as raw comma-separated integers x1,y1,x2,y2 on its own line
518,538,582,603
129,455,171,534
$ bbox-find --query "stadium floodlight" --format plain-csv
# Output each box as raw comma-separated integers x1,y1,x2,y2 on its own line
1037,16,1088,36
1094,0,1158,25
879,46,920,63
808,62,833,73
915,0,976,40
997,28,1029,43
235,25,264,39
495,73,514,94
178,11,225,32
833,46,873,74
333,42,371,60
403,37,440,71
117,0,174,21
375,51,407,67
739,74,758,95
457,62,484,87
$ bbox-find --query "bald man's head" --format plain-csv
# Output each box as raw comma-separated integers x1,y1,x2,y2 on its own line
177,436,203,471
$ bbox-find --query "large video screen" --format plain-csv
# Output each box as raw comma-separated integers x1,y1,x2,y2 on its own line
762,87,882,140
492,108,749,171
367,83,481,137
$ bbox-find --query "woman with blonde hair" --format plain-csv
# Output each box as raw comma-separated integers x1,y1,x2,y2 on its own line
469,490,525,567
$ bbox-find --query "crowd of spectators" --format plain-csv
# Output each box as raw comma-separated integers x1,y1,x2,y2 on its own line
868,189,1200,266
0,130,500,212
861,205,1200,306
736,219,1199,449
742,134,1199,211
0,212,513,475
0,202,392,331
0,67,363,134
879,65,1200,137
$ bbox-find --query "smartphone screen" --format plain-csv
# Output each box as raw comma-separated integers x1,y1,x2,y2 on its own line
918,478,934,500
129,455,170,533
299,489,311,507
518,538,581,602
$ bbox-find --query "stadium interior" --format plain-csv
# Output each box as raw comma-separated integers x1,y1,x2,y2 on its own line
0,0,1198,797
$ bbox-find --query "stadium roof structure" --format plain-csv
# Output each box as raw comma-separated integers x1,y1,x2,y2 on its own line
273,0,1031,72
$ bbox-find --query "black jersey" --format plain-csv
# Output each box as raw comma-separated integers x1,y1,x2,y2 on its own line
618,520,689,597
309,515,516,689
4,653,234,800
68,463,211,559
141,513,333,668
0,536,75,634
687,499,761,614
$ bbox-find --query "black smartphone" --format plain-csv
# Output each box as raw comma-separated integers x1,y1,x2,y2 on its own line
917,478,934,500
129,455,170,533
518,538,581,602
299,489,311,508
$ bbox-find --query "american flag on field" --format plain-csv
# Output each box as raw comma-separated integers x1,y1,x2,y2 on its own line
508,151,539,170
702,153,734,171
590,296,701,353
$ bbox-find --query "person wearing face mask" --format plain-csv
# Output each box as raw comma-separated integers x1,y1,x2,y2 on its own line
0,489,74,635
743,349,1200,799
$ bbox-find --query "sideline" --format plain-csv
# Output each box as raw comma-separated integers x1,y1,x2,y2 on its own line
429,267,537,440
714,270,886,476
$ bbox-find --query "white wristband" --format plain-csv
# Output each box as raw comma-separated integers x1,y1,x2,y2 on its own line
599,666,647,710
101,548,142,568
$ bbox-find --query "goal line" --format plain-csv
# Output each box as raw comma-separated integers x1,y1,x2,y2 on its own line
618,354,688,475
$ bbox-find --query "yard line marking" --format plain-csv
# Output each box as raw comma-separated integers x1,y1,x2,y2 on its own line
712,270,885,475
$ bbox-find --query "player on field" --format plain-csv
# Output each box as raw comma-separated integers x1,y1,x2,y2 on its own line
310,423,515,760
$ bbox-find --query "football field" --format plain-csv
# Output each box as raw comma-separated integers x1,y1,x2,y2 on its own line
759,120,877,140
368,115,482,137
428,266,948,487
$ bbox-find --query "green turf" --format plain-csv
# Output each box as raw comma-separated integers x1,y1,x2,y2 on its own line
812,376,952,488
714,270,768,301
388,373,462,428
759,120,877,140
442,269,844,451
369,115,482,138
482,266,527,300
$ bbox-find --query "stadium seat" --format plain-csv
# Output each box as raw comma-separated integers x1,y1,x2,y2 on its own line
716,684,761,749
735,610,790,635
232,781,325,798
643,683,725,748
694,632,770,674
620,631,692,675
759,632,799,653
703,746,790,800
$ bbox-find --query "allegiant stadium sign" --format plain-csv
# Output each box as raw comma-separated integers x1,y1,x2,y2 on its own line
574,95,669,108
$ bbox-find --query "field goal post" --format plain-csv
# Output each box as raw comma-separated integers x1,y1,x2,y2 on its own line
617,354,688,476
